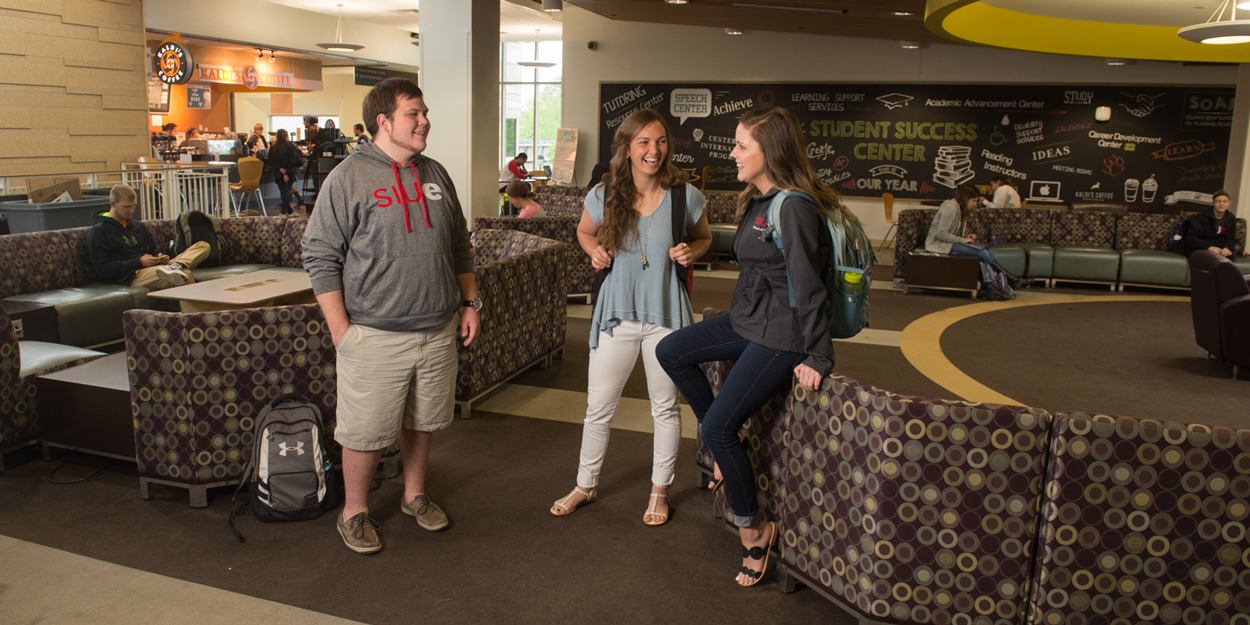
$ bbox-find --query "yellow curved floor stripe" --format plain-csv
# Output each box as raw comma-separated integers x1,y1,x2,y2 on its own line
900,295,1187,405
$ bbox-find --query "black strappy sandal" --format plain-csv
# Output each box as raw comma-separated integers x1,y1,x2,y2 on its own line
737,521,778,587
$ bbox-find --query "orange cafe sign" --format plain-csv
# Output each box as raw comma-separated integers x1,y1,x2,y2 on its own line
197,64,296,90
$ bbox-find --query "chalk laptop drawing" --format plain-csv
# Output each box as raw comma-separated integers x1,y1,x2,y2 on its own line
1028,180,1064,202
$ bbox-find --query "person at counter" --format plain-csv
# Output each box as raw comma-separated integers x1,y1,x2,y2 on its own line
301,115,320,144
985,175,1021,208
268,129,303,215
87,184,210,289
353,123,371,145
178,128,200,149
1184,189,1238,258
246,123,269,154
160,123,177,135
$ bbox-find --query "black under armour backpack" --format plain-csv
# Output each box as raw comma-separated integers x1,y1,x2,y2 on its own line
228,393,339,543
173,210,229,268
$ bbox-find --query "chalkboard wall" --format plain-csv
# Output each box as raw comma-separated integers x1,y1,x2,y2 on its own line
598,83,1235,204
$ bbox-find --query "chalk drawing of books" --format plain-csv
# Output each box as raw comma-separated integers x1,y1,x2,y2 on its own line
932,146,974,189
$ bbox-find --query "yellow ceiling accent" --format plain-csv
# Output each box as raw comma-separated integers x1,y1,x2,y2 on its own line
926,0,1250,63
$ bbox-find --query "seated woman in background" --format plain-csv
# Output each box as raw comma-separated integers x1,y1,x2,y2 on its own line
505,180,545,218
926,185,998,266
985,175,1021,208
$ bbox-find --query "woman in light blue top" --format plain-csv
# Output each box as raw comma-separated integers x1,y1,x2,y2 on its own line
549,108,712,526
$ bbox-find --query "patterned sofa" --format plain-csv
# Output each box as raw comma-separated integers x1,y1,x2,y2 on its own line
120,229,567,503
0,216,307,347
693,309,1250,623
895,208,1250,291
0,305,105,472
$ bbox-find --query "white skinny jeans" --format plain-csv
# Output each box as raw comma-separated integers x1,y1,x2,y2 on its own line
577,320,682,489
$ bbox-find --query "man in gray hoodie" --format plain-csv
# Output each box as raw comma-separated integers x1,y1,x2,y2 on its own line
302,78,480,554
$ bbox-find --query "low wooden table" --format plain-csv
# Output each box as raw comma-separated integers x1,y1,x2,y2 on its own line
36,352,134,463
147,269,314,312
903,253,982,298
1,300,58,343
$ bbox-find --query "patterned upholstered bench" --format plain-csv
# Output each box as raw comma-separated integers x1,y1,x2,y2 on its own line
894,207,1248,291
1030,412,1250,623
1,216,309,347
700,361,1052,623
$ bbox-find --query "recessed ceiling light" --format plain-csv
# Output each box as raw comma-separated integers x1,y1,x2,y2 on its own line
900,41,921,49
894,11,915,16
665,0,690,4
1105,58,1127,65
726,28,745,35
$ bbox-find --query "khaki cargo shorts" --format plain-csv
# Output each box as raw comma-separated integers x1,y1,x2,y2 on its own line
334,318,459,451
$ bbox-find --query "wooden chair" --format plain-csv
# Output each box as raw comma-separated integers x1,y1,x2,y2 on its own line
230,156,264,216
878,192,896,251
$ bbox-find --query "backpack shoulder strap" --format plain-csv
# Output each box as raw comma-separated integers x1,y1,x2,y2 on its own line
764,190,817,253
670,184,691,295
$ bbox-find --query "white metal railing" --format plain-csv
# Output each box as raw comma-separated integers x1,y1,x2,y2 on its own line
121,162,232,220
1,163,233,220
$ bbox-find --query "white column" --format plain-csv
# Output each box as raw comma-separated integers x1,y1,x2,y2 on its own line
418,0,500,225
1224,64,1250,215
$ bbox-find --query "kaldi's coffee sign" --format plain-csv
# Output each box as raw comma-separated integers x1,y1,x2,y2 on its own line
198,64,296,90
154,40,194,85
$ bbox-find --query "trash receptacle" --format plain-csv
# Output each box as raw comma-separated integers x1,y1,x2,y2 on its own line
0,197,111,233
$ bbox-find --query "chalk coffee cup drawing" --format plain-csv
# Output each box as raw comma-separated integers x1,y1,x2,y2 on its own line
1125,178,1140,202
1142,175,1158,203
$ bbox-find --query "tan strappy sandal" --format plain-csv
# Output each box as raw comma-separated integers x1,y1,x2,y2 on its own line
550,485,597,516
643,485,670,526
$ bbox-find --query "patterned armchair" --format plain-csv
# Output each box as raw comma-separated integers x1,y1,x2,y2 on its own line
1030,412,1250,624
475,216,594,298
122,304,339,506
535,185,590,218
459,229,568,418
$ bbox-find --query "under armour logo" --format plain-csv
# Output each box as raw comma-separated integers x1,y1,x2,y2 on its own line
278,441,305,456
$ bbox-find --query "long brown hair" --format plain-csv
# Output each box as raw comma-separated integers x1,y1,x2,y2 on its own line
734,108,855,226
598,109,686,253
954,185,980,223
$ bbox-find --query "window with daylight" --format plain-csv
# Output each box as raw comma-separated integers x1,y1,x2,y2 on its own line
500,40,561,173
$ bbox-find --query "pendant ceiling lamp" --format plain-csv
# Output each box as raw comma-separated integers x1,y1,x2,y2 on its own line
1179,0,1250,45
318,4,365,52
516,30,556,68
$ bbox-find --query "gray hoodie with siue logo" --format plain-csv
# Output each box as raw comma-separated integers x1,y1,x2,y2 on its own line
301,141,473,333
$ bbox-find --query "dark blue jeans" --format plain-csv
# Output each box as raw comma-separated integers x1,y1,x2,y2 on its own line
656,313,806,527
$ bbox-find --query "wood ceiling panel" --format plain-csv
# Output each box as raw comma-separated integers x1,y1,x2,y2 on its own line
566,0,945,44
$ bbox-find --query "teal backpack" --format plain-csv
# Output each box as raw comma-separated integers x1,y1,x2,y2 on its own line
762,190,874,339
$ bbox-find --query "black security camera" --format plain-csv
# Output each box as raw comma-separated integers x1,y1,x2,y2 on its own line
587,41,598,51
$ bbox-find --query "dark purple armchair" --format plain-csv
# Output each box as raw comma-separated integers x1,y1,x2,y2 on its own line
1189,250,1250,378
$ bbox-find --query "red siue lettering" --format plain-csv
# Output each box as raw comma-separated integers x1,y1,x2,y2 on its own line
374,187,393,208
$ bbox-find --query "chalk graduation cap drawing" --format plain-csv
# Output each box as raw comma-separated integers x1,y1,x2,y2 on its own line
876,93,914,110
